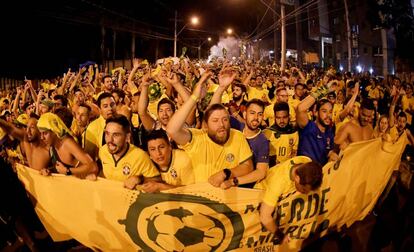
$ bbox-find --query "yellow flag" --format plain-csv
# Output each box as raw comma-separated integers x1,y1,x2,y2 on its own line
16,135,406,251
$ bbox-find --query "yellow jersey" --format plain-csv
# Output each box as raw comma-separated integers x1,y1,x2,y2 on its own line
247,87,269,101
263,126,299,166
99,143,159,182
255,156,312,207
84,116,106,158
179,128,252,183
159,149,194,186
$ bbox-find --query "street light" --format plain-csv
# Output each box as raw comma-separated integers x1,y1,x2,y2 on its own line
174,12,199,57
227,28,233,35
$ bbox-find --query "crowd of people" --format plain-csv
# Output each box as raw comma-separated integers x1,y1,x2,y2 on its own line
1,56,414,251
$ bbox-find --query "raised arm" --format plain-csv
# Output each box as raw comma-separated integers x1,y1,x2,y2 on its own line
137,72,156,131
12,86,22,115
166,72,212,145
389,85,400,128
242,68,254,86
0,118,25,141
210,68,236,106
338,83,360,122
296,82,333,129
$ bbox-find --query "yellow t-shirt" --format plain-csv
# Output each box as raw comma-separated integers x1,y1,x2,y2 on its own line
179,128,253,183
263,128,299,164
247,87,269,101
264,103,296,127
99,143,159,182
208,83,230,104
402,95,414,124
84,116,106,158
255,156,312,207
160,149,194,186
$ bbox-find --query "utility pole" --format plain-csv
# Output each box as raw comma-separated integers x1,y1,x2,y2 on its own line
273,0,278,64
381,28,388,77
174,11,178,57
281,4,286,71
295,0,303,67
344,0,352,71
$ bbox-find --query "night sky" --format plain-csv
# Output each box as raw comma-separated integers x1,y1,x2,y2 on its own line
0,0,267,79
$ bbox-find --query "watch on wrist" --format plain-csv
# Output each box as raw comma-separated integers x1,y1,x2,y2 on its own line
66,167,72,176
223,168,232,180
232,177,239,186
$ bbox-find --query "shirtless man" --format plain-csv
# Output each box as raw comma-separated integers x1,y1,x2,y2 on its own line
334,99,375,151
37,112,98,178
0,115,50,170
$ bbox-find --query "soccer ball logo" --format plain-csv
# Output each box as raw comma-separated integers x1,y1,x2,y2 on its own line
146,207,225,251
120,193,244,251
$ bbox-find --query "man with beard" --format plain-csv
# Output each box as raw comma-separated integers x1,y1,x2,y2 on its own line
264,87,296,127
99,115,160,189
0,114,49,170
93,75,114,100
296,84,335,165
167,71,253,187
264,102,299,167
84,92,117,160
222,99,269,188
227,82,247,121
334,99,375,151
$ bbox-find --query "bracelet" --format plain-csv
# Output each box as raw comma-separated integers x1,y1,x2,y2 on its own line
190,94,199,102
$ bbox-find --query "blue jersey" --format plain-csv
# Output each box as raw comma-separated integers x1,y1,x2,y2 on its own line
298,121,334,165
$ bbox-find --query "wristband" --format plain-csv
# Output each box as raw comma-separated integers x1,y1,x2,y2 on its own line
223,168,232,180
190,94,199,102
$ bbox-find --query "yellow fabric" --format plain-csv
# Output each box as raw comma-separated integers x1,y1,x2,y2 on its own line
247,87,269,101
0,127,6,140
207,83,230,104
263,129,299,163
131,113,140,128
332,103,344,123
16,134,406,251
99,143,159,182
160,149,194,186
179,128,252,183
15,113,29,126
37,112,74,139
148,93,169,119
255,156,312,207
402,95,414,124
84,116,106,157
288,97,300,110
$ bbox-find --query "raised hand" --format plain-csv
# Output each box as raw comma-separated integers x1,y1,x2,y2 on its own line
218,68,237,89
193,71,212,100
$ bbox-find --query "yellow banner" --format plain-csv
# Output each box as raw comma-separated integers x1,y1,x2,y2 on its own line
16,136,406,251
